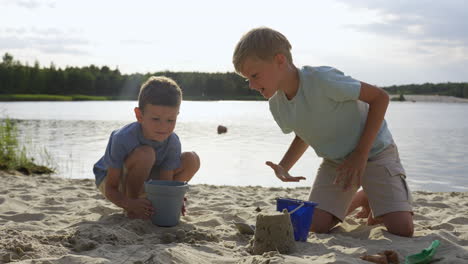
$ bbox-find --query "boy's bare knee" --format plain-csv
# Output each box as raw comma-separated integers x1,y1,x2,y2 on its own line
382,211,414,237
309,209,338,234
310,219,338,234
310,223,331,234
387,222,414,237
127,145,156,167
134,145,156,157
182,151,200,171
173,151,200,182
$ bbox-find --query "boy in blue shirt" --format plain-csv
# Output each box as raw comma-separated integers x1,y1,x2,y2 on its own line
93,76,200,220
232,27,413,237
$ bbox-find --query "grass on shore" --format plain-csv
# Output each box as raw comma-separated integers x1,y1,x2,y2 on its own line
390,93,407,101
0,118,54,175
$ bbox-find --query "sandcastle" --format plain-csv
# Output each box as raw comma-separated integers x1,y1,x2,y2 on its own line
251,210,296,255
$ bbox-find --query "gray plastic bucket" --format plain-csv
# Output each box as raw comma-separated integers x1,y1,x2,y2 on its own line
144,180,189,227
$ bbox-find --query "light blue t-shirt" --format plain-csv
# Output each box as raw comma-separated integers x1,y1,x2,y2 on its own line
269,66,393,161
93,122,182,186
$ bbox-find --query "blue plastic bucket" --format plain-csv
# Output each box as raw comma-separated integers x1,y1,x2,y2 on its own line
144,180,188,227
276,197,318,241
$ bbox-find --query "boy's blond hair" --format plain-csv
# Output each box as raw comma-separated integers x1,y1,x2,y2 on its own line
138,76,182,111
233,27,293,74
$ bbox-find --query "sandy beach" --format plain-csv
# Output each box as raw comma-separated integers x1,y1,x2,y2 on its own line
1,171,467,263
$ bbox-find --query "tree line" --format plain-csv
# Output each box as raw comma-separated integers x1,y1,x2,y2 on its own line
1,53,467,100
0,53,258,100
384,83,468,98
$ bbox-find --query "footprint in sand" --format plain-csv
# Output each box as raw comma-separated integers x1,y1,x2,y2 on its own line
1,213,46,222
35,205,68,213
61,186,79,190
19,194,35,201
429,223,455,231
196,218,223,227
44,197,64,205
88,205,121,216
447,216,468,225
64,197,82,203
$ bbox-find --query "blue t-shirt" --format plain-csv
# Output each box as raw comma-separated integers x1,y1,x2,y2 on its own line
93,122,182,186
269,66,394,161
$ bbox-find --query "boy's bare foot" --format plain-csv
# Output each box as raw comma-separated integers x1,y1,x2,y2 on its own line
346,190,371,219
182,197,187,216
367,214,383,226
346,190,384,225
127,211,139,219
356,206,371,219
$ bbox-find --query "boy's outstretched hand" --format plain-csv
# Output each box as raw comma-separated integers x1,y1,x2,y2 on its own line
335,150,367,191
266,161,306,182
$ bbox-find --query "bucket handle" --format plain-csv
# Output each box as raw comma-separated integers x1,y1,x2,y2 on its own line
287,203,304,215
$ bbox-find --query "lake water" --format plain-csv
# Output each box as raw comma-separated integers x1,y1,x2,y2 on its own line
1,100,467,192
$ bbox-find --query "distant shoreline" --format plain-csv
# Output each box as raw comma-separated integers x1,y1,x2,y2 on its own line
1,93,468,103
390,94,468,103
0,94,265,102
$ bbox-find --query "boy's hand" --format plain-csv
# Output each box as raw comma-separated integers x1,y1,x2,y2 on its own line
126,198,154,220
335,150,367,191
266,161,306,182
181,197,187,216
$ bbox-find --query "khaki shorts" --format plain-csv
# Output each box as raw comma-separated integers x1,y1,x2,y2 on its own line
308,144,412,221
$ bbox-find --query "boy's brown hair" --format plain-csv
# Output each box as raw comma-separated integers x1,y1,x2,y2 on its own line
138,76,182,111
233,27,293,74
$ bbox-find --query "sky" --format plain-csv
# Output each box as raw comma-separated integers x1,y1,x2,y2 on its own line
0,0,467,86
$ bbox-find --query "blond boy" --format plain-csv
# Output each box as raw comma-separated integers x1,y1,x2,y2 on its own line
233,27,413,237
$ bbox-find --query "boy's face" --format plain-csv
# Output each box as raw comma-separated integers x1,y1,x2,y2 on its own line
240,54,286,99
134,104,179,142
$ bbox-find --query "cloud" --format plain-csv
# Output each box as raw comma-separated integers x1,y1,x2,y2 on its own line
120,39,158,46
339,1,468,45
1,0,56,9
0,27,90,55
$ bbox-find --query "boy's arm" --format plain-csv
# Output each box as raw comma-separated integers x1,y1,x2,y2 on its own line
266,134,308,182
355,82,390,155
279,134,309,171
105,167,153,218
335,81,389,190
